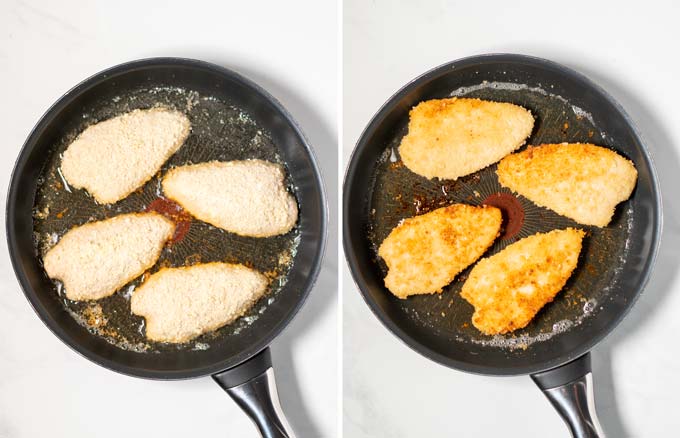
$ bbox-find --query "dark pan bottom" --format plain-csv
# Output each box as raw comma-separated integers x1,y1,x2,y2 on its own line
33,87,299,352
368,82,633,350
344,55,659,374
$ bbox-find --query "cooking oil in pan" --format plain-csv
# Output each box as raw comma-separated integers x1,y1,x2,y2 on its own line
368,82,635,350
33,86,301,353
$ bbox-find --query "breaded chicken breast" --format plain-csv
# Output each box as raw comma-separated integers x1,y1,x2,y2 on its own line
61,108,190,204
497,143,637,227
43,213,175,301
162,160,298,237
399,98,534,180
131,263,268,343
378,204,502,298
461,228,584,335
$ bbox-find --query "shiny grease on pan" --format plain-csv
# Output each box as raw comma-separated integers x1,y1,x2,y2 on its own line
32,87,300,353
367,82,634,349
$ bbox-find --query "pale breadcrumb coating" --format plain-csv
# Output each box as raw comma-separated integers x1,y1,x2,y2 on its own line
43,213,175,301
131,263,268,343
162,160,298,237
61,108,190,204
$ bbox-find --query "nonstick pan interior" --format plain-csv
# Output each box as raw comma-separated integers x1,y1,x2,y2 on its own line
8,59,326,378
344,54,661,375
34,85,299,353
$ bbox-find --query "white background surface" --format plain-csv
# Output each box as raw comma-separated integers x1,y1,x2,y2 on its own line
0,1,337,437
344,1,680,437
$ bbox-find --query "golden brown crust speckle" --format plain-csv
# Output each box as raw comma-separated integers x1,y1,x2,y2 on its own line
399,98,534,180
378,204,502,298
461,228,584,335
497,143,637,226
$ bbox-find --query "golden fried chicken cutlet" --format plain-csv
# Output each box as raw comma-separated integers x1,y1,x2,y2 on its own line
497,143,637,227
378,204,502,299
461,228,584,335
398,98,534,180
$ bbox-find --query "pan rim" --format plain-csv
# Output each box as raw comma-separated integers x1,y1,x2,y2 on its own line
342,52,662,376
6,56,328,380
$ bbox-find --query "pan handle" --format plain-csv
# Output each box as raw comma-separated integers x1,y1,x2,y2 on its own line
212,347,296,438
531,352,605,438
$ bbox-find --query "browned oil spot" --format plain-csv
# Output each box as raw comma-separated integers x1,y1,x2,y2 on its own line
83,304,107,328
413,195,426,214
184,253,202,265
278,250,291,266
482,193,525,240
56,208,68,219
240,260,256,270
263,269,279,280
34,206,50,220
465,173,481,184
412,193,449,214
146,197,192,244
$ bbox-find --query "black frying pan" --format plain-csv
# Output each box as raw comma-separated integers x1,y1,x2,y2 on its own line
7,58,327,438
343,54,661,437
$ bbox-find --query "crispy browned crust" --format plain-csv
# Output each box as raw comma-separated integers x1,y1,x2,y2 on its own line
378,204,502,298
398,98,534,180
497,143,637,226
461,228,584,335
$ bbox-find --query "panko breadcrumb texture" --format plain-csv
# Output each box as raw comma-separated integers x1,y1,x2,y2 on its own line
130,263,269,343
461,228,584,335
398,98,534,180
162,160,298,237
61,108,191,204
497,143,637,227
378,204,502,298
43,213,175,301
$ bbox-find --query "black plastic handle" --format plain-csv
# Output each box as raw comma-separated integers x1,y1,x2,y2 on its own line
212,348,295,438
531,353,605,438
